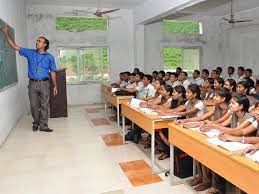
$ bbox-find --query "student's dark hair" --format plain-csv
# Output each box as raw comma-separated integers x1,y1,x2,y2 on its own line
245,68,252,74
238,66,245,72
237,81,250,95
216,67,222,73
134,68,140,72
217,87,232,103
206,77,215,89
124,71,131,76
215,77,224,87
176,67,182,71
155,78,166,86
164,84,174,95
174,85,186,99
202,69,209,76
159,70,166,77
194,70,200,75
136,72,144,79
226,79,236,92
144,74,153,83
119,72,124,75
228,66,235,73
232,93,250,112
131,73,136,76
212,69,219,75
188,84,201,100
171,72,178,78
181,71,188,77
152,71,158,75
243,77,255,87
39,36,49,51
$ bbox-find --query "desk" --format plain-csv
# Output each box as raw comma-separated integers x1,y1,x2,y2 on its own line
121,101,176,173
168,123,259,194
103,89,133,127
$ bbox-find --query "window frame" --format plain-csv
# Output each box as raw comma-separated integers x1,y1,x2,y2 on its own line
162,46,203,73
57,46,110,85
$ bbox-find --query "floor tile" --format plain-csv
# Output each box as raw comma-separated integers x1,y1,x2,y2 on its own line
91,118,111,126
102,133,123,147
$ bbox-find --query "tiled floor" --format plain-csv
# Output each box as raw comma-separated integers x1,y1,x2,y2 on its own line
0,105,196,194
102,133,123,147
91,118,111,126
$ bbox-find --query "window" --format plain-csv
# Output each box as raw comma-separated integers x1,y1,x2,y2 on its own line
59,47,109,83
56,16,108,31
163,19,202,34
163,47,201,75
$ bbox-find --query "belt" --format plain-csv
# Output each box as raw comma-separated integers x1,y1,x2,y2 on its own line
30,78,49,82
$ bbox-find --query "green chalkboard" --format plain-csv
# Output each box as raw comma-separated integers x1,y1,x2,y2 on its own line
0,19,18,91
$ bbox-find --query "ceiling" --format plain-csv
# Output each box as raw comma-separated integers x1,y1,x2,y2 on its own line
25,0,145,9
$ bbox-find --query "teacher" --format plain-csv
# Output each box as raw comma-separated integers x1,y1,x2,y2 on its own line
1,25,58,132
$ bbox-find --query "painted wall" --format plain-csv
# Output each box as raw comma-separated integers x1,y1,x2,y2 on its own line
0,0,29,145
143,15,224,74
25,5,135,105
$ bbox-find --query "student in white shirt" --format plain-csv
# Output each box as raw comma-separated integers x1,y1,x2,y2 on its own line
125,73,136,89
225,66,236,80
121,72,145,99
178,71,191,90
142,74,156,100
211,69,220,79
191,70,204,86
244,68,256,83
216,67,223,78
236,66,245,83
120,71,130,88
167,72,181,87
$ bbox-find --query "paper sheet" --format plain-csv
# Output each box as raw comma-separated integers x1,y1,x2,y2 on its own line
130,98,142,108
111,88,120,93
245,151,259,163
160,115,180,119
202,129,221,138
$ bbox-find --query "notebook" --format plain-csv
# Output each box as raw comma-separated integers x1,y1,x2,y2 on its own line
245,151,259,163
130,98,142,108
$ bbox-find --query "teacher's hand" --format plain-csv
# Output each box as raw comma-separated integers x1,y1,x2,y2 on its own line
53,86,58,96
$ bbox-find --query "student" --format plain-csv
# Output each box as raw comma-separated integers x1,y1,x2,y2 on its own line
201,69,209,81
142,74,156,101
165,72,171,83
156,85,187,160
192,70,204,86
176,67,182,75
167,72,181,87
152,71,159,82
121,72,145,99
216,67,223,78
158,70,166,79
125,73,136,89
244,68,256,83
224,79,236,93
225,66,236,80
111,72,124,87
213,78,224,91
133,68,140,74
178,71,191,90
211,70,219,79
201,78,215,101
201,94,255,133
120,71,130,88
236,66,245,83
171,84,206,118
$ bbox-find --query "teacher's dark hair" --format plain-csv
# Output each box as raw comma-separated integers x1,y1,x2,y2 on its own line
39,36,49,51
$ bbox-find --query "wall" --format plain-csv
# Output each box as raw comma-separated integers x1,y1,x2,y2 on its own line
26,5,135,105
0,0,28,145
143,15,224,74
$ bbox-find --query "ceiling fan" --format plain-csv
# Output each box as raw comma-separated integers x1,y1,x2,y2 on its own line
74,0,120,18
222,0,253,24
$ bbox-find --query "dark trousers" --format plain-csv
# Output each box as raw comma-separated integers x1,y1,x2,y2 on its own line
28,80,50,129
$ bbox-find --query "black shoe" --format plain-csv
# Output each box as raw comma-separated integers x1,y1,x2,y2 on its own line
39,128,53,132
32,126,38,132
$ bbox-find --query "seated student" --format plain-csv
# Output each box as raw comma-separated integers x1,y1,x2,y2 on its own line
167,72,181,87
125,73,136,89
236,66,245,83
111,72,124,87
148,84,173,110
120,71,131,88
140,78,166,107
224,79,236,93
201,69,210,81
236,81,259,109
176,87,231,193
152,71,159,82
176,67,182,75
158,70,166,80
165,72,171,84
211,70,220,79
121,72,145,99
201,78,215,101
225,66,236,80
201,94,255,133
133,68,140,74
244,68,256,83
191,70,205,86
216,67,223,78
214,78,224,91
178,71,191,90
141,74,156,101
156,85,187,160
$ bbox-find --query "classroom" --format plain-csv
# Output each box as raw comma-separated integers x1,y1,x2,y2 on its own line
0,0,259,194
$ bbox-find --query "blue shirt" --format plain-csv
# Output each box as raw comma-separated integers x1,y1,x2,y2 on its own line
19,47,57,79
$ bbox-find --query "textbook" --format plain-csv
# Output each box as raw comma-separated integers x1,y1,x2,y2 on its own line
245,151,259,163
207,137,252,152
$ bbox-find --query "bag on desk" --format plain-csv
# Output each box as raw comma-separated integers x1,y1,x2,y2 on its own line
174,147,193,178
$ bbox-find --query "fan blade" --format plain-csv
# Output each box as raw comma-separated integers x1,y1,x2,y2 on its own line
234,20,253,23
74,10,95,14
101,9,120,14
222,18,231,22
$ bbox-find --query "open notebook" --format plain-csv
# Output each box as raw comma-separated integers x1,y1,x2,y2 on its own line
207,137,252,152
139,108,158,115
184,122,220,138
130,98,142,108
245,151,259,163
